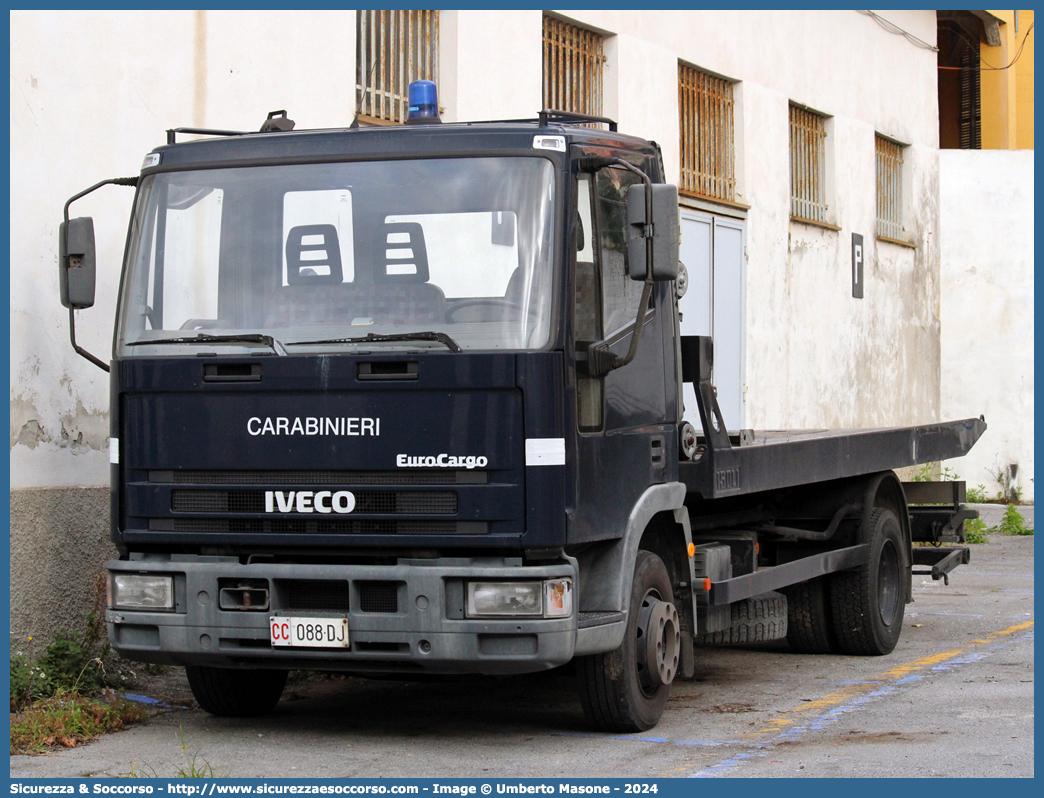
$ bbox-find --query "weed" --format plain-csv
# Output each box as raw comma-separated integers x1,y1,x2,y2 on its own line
174,727,225,778
10,573,134,714
10,690,148,755
988,464,1025,504
120,761,160,779
912,463,960,483
963,517,989,544
121,728,225,778
10,652,38,711
997,504,1033,536
965,484,990,504
38,633,108,696
912,463,936,482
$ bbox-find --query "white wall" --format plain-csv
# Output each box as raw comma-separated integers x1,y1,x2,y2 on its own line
11,9,944,491
10,10,356,489
442,10,542,123
940,150,1034,500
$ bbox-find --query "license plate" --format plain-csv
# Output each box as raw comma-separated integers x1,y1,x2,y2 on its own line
270,616,349,648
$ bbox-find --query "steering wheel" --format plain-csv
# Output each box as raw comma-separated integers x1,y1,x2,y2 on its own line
179,318,226,331
444,298,536,323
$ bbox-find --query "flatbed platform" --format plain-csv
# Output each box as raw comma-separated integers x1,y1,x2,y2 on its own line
680,417,987,500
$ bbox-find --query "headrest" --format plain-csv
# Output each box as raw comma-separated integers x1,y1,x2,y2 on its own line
285,224,343,285
376,222,429,283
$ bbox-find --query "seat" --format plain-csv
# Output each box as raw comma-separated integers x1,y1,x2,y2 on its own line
264,222,446,327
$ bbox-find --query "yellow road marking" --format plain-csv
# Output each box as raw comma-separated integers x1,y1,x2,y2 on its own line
752,620,1033,736
657,620,1035,776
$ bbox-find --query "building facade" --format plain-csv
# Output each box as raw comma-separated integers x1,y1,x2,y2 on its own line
937,9,1035,500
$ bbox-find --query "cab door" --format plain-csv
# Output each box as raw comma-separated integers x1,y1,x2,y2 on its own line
571,159,672,545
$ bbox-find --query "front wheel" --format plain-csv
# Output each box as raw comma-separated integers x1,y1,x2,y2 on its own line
576,550,680,732
830,508,907,655
186,666,287,717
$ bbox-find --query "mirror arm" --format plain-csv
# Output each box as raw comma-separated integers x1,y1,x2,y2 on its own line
69,307,110,373
62,176,138,374
63,176,138,228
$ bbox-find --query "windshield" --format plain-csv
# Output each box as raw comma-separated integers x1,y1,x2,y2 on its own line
117,157,556,355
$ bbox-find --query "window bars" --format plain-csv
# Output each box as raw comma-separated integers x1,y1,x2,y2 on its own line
958,36,981,149
543,16,604,117
678,64,736,202
876,136,904,240
356,10,439,124
789,105,828,223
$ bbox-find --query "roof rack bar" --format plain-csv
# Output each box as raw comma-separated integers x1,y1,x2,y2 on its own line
537,109,617,132
166,127,252,145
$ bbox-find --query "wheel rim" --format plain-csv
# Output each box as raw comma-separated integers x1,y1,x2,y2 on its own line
635,590,681,696
877,538,900,626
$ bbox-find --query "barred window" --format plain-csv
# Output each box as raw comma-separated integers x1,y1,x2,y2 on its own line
542,16,604,116
789,104,828,223
876,135,905,240
678,64,736,202
356,10,439,124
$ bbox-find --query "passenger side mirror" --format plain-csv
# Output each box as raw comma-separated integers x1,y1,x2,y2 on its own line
59,217,97,309
626,184,680,281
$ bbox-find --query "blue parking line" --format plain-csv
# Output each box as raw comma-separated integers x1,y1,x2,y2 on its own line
688,629,1034,777
552,730,742,746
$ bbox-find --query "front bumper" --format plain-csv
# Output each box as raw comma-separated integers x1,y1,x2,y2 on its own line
106,555,576,675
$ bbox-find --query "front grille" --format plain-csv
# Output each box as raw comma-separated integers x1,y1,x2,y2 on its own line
358,582,400,613
152,469,488,485
171,490,457,515
153,518,486,535
281,580,351,611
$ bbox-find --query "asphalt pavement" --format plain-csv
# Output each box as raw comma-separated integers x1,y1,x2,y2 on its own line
11,518,1033,779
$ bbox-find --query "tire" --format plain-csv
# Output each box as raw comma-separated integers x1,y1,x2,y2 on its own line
829,508,907,655
782,577,837,654
696,591,788,645
186,666,287,717
576,550,680,733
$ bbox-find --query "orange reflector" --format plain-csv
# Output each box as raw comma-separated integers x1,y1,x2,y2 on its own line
755,542,760,555
687,542,695,557
703,578,712,592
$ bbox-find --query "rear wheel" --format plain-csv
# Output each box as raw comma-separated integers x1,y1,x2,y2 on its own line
830,508,907,655
696,591,788,645
782,577,837,654
186,666,287,717
576,550,680,732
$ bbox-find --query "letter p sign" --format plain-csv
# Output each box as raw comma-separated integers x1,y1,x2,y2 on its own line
852,233,864,299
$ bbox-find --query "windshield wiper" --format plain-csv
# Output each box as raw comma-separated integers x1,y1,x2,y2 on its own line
287,331,462,353
126,333,288,355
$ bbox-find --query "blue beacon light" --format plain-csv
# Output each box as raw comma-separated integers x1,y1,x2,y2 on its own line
405,80,441,124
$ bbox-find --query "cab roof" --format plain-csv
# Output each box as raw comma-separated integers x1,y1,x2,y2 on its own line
144,119,658,174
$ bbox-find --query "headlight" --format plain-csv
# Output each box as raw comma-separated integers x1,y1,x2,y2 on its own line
465,579,572,618
111,574,174,610
467,582,542,617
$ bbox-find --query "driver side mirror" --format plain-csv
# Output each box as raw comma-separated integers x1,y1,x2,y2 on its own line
59,217,97,309
626,184,680,281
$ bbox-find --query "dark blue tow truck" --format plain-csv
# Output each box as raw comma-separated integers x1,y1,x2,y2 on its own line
59,84,983,732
